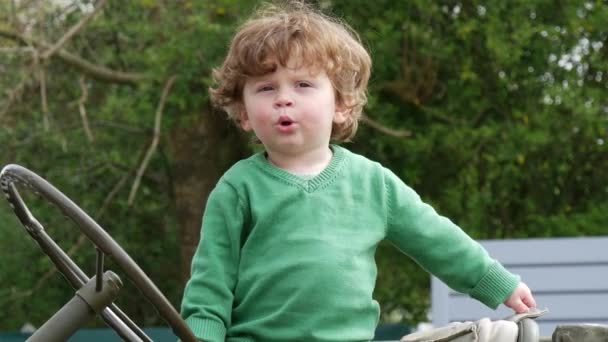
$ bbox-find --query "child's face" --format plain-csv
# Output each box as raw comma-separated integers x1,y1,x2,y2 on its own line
240,58,347,156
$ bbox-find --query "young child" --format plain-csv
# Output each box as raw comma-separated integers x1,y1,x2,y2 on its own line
181,2,536,341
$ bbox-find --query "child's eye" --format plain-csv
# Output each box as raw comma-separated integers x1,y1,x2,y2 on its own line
257,85,274,92
296,81,312,88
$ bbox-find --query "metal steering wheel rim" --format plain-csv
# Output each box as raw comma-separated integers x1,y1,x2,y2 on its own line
0,164,197,342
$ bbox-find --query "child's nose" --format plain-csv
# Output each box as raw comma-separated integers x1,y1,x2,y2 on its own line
273,90,294,108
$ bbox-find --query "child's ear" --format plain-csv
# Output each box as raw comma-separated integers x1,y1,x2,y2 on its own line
239,110,253,131
333,104,350,124
334,94,353,124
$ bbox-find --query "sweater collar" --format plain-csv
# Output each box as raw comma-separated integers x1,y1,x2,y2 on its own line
252,145,347,192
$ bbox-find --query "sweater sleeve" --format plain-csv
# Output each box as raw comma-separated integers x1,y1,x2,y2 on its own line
383,169,519,309
181,180,246,341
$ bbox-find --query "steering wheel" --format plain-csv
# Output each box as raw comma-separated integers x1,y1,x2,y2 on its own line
0,164,197,342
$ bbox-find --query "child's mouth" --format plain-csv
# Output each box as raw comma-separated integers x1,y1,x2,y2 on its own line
277,116,294,126
276,116,296,132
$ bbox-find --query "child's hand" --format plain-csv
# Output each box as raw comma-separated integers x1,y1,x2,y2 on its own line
503,282,536,313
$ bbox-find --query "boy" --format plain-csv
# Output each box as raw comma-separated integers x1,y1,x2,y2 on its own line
181,2,536,341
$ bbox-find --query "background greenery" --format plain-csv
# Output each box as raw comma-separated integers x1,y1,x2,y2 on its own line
0,0,606,331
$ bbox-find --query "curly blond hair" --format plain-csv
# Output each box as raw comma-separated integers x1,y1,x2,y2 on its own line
209,1,371,142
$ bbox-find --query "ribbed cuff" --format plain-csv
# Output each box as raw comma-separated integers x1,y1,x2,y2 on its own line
184,317,226,342
470,261,520,309
227,338,256,342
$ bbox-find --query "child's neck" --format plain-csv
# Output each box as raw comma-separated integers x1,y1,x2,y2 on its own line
266,146,333,176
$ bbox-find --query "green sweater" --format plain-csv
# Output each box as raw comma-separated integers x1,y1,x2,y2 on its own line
181,146,519,342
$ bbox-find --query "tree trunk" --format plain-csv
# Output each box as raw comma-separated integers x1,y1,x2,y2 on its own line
169,109,249,285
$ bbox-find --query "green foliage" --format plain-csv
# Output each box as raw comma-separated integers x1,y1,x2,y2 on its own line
340,0,608,324
0,0,251,330
0,0,606,331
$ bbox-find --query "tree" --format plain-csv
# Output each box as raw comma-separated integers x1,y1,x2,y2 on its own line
0,0,606,330
342,0,607,323
0,0,252,329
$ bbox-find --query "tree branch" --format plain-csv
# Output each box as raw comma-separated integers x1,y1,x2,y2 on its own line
78,76,94,142
128,75,177,205
37,57,50,131
419,105,459,125
0,28,28,45
360,114,412,138
98,166,134,219
0,46,35,54
0,28,147,84
42,0,108,60
54,45,147,84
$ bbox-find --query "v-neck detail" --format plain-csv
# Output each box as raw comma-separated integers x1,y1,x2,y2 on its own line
251,145,346,193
